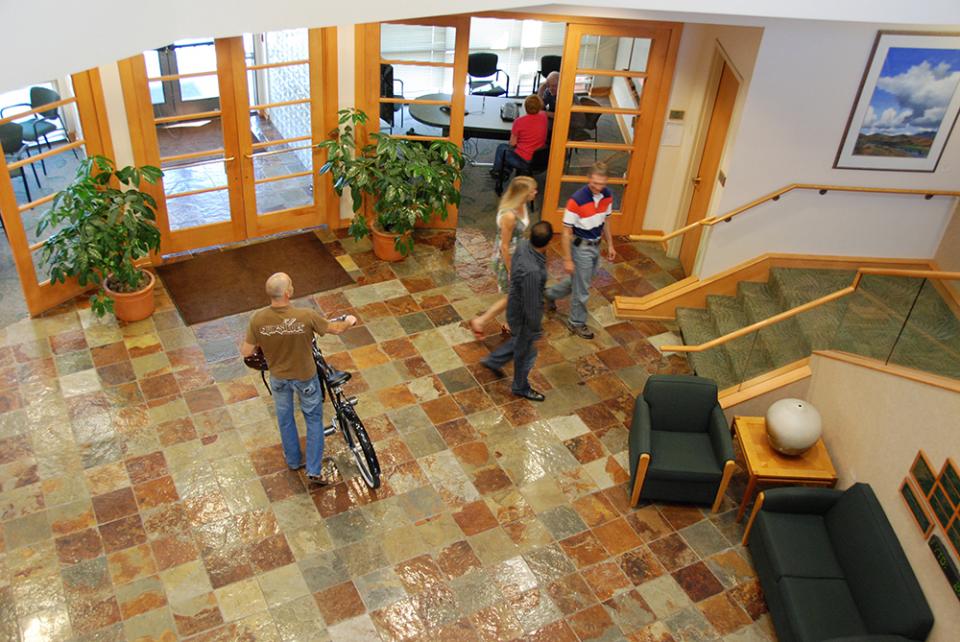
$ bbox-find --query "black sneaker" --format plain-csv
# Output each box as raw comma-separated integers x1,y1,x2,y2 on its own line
514,388,546,402
568,323,594,340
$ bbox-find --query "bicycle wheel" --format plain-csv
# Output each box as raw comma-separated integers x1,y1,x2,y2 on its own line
339,407,381,489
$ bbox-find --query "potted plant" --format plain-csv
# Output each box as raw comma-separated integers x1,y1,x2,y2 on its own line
37,155,163,321
318,108,464,261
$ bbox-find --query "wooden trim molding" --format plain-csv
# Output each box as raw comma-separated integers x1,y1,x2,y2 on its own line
614,254,937,320
630,453,650,507
742,491,764,545
713,460,736,513
812,350,960,394
718,359,812,409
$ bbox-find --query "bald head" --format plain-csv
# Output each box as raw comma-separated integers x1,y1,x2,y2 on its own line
545,71,559,90
265,273,292,301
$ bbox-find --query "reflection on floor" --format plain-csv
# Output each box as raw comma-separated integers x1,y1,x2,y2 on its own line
0,224,783,642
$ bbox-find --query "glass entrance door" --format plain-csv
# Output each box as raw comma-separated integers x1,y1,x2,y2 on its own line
542,22,679,233
119,28,338,256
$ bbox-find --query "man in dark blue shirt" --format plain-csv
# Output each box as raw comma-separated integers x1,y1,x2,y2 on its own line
481,221,554,401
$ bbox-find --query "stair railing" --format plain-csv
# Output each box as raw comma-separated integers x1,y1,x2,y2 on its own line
659,268,960,355
630,184,960,248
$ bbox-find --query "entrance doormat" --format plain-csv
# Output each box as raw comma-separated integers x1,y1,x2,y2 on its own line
156,233,354,325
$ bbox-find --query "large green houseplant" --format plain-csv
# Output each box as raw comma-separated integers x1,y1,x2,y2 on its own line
318,108,464,260
37,156,163,320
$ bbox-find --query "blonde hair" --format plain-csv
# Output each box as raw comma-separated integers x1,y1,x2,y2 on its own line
588,161,609,178
523,95,543,115
498,176,537,215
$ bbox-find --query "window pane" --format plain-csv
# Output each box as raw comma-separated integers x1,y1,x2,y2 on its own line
17,146,89,246
263,29,308,64
558,180,624,212
251,102,311,148
143,51,165,104
565,106,634,146
562,146,630,177
380,24,455,63
252,143,312,181
578,35,650,72
173,40,218,101
469,18,566,97
255,175,313,214
380,64,453,101
155,116,225,160
165,188,231,231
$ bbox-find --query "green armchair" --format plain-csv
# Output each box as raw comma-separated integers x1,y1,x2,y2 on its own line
628,375,735,510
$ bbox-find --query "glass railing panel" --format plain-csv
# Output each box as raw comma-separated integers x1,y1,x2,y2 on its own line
887,278,960,380
830,274,926,361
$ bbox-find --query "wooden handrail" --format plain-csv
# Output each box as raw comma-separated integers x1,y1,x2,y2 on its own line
660,268,960,353
630,183,960,244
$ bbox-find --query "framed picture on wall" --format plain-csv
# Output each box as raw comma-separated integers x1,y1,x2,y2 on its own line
834,31,960,172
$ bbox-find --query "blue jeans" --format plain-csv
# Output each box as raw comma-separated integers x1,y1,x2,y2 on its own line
545,241,600,327
270,374,324,476
493,144,530,175
483,328,540,395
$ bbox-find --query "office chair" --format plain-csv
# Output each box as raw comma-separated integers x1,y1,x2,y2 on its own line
0,122,42,202
468,53,510,97
566,96,602,163
534,55,562,92
1,87,79,176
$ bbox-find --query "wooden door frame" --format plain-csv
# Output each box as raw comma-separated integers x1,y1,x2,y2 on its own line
354,16,469,230
0,69,116,316
120,27,340,255
542,21,681,234
677,48,742,275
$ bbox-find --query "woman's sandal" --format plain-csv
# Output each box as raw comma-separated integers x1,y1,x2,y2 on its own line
500,324,511,336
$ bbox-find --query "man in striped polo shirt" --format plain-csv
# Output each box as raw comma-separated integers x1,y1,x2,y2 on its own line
545,162,617,339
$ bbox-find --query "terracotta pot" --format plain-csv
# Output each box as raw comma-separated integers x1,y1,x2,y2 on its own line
104,270,156,322
371,225,410,262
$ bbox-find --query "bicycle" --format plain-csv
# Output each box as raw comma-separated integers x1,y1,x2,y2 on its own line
243,316,381,489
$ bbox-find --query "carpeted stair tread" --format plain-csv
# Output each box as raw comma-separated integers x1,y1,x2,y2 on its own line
738,282,809,367
676,307,738,389
706,294,774,380
769,268,855,351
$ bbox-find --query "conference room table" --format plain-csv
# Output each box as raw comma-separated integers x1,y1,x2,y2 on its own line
407,92,524,141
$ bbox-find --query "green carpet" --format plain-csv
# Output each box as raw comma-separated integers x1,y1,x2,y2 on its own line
676,268,960,389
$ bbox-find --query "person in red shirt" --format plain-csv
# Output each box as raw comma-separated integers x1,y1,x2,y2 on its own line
491,94,548,184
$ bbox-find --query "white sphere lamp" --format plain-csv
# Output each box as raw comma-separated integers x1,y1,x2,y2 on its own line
765,398,822,456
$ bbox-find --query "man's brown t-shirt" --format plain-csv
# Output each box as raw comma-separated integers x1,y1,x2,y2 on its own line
245,306,329,381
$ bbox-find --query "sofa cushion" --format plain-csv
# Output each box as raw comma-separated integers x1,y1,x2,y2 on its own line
825,484,934,639
779,576,867,642
648,431,721,482
755,511,844,580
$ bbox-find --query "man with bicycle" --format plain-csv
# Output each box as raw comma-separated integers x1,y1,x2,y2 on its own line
241,273,357,485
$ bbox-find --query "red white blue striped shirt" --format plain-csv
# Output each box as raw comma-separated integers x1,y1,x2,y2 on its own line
563,186,613,241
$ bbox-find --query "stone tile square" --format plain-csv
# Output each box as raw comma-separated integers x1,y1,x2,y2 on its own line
672,561,724,603
91,487,138,524
313,580,366,626
98,513,147,553
257,563,310,608
116,574,167,619
680,519,732,559
649,532,700,572
216,577,267,622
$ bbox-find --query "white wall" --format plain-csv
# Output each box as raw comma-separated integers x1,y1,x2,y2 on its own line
643,23,762,235
805,353,960,642
696,20,960,276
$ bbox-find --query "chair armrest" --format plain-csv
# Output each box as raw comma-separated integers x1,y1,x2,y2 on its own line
628,396,651,458
762,487,844,514
497,69,511,96
707,405,734,465
0,103,32,118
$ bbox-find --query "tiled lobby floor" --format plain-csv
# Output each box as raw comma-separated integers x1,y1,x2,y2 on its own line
0,227,774,642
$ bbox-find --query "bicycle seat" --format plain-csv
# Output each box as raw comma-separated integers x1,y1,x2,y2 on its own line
325,369,351,387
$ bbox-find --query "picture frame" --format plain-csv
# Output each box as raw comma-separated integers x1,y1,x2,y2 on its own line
834,31,960,172
901,476,934,538
911,450,937,496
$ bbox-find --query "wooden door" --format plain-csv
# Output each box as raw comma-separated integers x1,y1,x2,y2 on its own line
120,28,339,255
679,60,739,275
0,70,116,316
357,16,470,229
541,21,681,234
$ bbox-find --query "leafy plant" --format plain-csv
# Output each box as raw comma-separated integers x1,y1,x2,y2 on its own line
317,108,464,256
37,155,163,317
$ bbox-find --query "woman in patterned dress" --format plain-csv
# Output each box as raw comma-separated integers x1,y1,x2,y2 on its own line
468,176,538,339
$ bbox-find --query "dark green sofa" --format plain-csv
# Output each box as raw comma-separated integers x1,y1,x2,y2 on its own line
744,483,933,642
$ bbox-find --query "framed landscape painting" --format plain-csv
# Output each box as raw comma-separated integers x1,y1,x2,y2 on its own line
835,31,960,172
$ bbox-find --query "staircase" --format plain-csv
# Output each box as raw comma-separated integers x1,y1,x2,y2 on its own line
675,268,960,389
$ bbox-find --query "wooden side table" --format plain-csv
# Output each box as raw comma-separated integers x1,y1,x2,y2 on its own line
733,415,838,522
